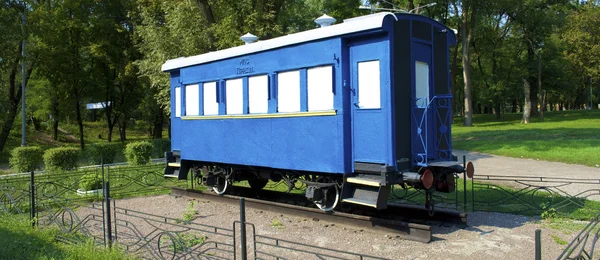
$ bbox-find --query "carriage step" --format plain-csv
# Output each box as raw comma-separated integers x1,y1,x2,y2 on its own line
164,173,179,178
342,198,377,208
346,176,381,187
167,162,181,167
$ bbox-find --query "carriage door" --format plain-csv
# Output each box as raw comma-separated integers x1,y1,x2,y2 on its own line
350,39,389,165
411,42,435,166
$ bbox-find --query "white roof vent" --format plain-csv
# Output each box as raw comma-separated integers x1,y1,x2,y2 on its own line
315,14,336,27
240,33,258,44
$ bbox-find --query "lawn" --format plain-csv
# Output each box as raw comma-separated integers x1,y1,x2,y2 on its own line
452,110,600,167
0,213,134,260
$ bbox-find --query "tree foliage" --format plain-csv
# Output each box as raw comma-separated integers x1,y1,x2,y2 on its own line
0,0,599,157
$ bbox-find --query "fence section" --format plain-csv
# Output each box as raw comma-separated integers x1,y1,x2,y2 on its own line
557,213,600,260
471,175,600,218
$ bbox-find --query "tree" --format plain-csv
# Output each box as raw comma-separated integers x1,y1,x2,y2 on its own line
0,1,34,152
462,0,476,126
563,2,600,109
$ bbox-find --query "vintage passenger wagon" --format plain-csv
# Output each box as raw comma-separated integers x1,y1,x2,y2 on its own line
161,12,473,212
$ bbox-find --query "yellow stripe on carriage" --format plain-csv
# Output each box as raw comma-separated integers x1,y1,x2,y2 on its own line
181,110,337,120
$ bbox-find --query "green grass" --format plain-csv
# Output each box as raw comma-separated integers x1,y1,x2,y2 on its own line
551,234,569,245
0,213,134,260
452,110,600,166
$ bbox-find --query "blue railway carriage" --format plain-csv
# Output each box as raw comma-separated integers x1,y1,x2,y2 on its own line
161,12,474,213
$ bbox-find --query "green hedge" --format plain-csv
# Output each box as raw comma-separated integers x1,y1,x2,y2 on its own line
124,141,153,165
43,147,80,171
9,146,44,172
87,142,123,164
79,172,103,191
151,138,171,158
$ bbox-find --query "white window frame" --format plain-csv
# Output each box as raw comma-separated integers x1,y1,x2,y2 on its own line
415,61,430,108
226,78,244,115
185,84,199,116
277,70,301,113
248,75,269,114
357,60,381,109
307,66,334,111
203,82,219,115
174,87,181,117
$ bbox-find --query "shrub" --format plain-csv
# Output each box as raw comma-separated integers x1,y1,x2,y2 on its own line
9,146,44,172
124,141,153,165
78,172,103,191
151,138,171,158
87,142,123,164
43,147,80,171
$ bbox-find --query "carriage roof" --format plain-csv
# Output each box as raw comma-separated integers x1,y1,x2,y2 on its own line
161,12,399,72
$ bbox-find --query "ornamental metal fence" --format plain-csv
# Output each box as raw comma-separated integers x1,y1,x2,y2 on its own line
0,162,386,260
1,159,599,259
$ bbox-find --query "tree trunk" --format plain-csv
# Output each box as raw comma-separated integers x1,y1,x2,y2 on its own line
538,52,543,120
0,101,20,152
75,99,85,149
450,2,461,124
51,95,59,140
462,2,475,126
118,115,127,143
152,107,163,139
522,79,531,124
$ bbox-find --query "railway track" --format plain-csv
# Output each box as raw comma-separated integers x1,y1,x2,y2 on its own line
172,187,467,243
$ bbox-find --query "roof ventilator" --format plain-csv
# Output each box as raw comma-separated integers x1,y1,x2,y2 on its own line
240,33,258,45
314,14,336,27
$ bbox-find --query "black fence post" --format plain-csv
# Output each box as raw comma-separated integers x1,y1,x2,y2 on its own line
240,198,247,260
105,181,112,248
463,155,467,212
30,171,35,228
535,229,541,260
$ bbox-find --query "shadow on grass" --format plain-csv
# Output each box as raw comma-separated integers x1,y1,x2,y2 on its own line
0,216,67,259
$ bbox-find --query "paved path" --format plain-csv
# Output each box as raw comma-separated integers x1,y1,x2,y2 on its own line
453,150,600,201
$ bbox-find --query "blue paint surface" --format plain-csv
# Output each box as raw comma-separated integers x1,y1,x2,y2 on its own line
167,14,457,174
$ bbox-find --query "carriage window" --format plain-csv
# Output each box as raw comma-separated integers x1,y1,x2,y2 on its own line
415,61,429,108
203,82,219,115
277,70,301,113
185,84,199,116
174,87,181,117
357,60,380,109
307,66,334,111
226,78,243,115
249,75,268,114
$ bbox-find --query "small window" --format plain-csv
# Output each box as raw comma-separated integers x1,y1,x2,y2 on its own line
307,66,334,111
357,60,380,109
226,78,243,115
174,87,181,117
277,70,301,113
415,61,429,108
185,84,199,116
203,82,219,115
249,75,268,114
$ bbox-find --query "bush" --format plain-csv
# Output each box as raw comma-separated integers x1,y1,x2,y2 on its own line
9,146,44,172
43,147,80,171
78,172,103,191
87,142,123,164
124,141,153,165
151,138,171,158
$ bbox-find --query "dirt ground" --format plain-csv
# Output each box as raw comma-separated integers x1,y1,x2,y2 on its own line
68,151,598,259
100,194,586,260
